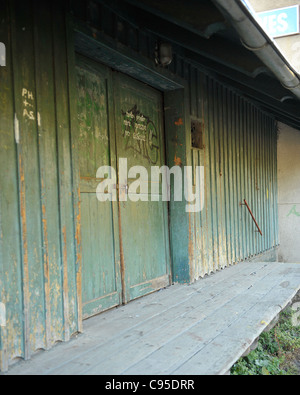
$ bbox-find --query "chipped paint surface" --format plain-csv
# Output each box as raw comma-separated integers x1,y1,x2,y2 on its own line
188,73,279,282
0,303,6,327
0,1,83,371
18,153,30,360
41,203,51,349
37,112,41,127
75,187,83,333
62,226,70,341
14,114,20,144
118,199,127,304
188,212,195,282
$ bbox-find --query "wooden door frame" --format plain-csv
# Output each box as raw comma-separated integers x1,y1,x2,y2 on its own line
112,70,173,303
69,23,194,327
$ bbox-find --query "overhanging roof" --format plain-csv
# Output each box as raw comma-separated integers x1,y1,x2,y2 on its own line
103,0,300,129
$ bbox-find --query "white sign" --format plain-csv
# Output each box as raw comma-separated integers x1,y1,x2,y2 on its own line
257,6,300,38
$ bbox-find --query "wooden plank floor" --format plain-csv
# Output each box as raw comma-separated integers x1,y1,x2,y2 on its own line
4,262,300,376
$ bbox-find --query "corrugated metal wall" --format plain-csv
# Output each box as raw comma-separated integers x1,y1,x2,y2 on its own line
0,0,280,371
187,69,279,280
0,0,81,371
69,0,279,279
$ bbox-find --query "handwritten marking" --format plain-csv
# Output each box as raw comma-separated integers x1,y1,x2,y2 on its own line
122,105,159,165
287,205,300,218
22,88,35,121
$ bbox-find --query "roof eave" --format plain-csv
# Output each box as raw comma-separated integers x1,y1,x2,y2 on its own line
212,0,300,101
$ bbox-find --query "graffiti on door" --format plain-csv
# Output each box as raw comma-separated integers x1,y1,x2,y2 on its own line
122,105,160,165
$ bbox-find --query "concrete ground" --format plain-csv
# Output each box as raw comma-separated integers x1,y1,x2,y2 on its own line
4,261,300,375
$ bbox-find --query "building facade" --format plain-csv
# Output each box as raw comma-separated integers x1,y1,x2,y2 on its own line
0,0,299,371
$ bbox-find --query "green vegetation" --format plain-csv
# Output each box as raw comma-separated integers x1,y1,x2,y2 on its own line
231,308,300,375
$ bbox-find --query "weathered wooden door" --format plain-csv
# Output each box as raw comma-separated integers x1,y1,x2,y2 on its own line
114,73,171,303
76,58,122,319
76,57,170,318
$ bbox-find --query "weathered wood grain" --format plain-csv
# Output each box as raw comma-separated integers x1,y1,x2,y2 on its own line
0,0,24,371
4,262,299,376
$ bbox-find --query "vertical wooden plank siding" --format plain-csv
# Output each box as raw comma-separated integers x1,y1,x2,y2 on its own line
51,0,78,339
65,11,83,333
0,0,24,371
11,0,46,357
188,70,278,281
0,0,81,370
33,0,64,348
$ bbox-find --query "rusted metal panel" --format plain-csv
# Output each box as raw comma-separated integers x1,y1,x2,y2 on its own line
188,68,279,281
11,0,46,358
164,88,192,283
34,0,65,349
65,6,84,334
0,0,82,371
0,0,24,372
52,1,79,340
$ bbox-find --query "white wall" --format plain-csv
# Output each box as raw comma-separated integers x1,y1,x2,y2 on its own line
278,122,300,263
250,0,300,12
249,0,300,72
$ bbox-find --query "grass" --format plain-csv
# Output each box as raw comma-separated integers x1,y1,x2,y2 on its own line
231,307,300,375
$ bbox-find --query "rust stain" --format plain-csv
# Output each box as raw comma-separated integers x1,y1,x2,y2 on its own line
218,174,223,271
41,203,51,349
202,101,210,276
62,226,70,341
118,200,127,305
75,187,83,332
0,279,8,371
188,212,195,283
174,155,182,167
19,153,30,360
175,118,184,126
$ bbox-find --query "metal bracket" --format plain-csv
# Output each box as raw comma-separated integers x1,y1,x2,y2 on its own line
241,199,263,236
